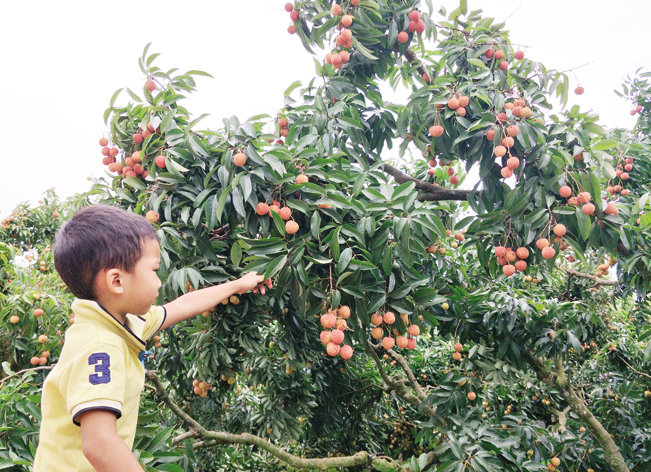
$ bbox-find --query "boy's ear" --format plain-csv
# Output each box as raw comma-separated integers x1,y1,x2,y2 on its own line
102,268,125,295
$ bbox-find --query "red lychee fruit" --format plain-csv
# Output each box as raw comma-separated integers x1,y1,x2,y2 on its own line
559,186,572,198
430,125,444,137
382,337,395,350
277,207,291,221
503,265,515,276
145,80,156,91
285,220,299,234
321,313,336,328
256,202,270,216
494,145,507,157
397,31,409,43
296,174,309,184
326,342,340,356
536,238,549,249
516,247,529,259
514,50,524,60
383,311,396,324
541,246,556,259
553,224,566,237
448,98,460,109
233,152,247,166
155,155,166,168
320,330,332,344
338,305,351,319
146,210,159,223
340,344,353,359
371,327,384,339
582,203,595,216
330,329,345,344
506,156,520,169
371,313,383,326
133,133,144,144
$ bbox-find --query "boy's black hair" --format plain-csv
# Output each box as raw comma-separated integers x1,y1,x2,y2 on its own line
53,205,158,300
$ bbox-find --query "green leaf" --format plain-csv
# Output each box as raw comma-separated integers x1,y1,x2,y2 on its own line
231,242,242,267
352,37,378,60
575,207,591,241
284,80,302,96
592,139,618,150
338,248,353,273
264,254,288,280
124,177,146,190
160,111,176,134
186,69,214,78
270,210,286,236
147,426,174,453
126,87,143,103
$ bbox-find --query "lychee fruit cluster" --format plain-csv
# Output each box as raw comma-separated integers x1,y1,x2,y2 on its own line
370,310,419,350
256,198,299,234
320,306,354,359
193,379,211,397
494,245,530,276
285,3,299,34
484,46,524,71
278,116,290,138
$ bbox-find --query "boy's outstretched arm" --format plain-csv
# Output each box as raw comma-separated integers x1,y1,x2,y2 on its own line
79,410,144,472
160,272,271,330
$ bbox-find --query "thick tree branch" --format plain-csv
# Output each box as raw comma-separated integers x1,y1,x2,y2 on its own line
549,406,571,433
523,353,630,472
383,163,473,201
365,342,436,417
385,347,428,403
404,48,427,78
557,266,617,286
146,371,396,470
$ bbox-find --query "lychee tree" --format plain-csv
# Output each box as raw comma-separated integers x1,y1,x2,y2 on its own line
3,1,651,471
86,0,651,470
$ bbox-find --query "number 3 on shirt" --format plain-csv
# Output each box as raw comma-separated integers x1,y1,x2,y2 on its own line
88,353,111,385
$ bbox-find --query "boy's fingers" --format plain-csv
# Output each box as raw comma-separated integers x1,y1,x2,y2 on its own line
265,279,273,289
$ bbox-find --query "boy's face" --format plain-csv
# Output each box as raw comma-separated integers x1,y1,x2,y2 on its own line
122,238,162,316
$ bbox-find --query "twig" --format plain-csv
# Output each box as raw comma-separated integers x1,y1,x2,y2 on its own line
0,365,55,387
616,354,651,380
557,266,617,287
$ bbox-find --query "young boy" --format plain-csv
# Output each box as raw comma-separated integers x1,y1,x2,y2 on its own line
33,205,270,472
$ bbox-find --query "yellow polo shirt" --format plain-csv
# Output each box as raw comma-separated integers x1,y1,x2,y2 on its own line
33,299,166,472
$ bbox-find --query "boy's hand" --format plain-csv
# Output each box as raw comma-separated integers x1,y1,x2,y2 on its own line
237,272,273,295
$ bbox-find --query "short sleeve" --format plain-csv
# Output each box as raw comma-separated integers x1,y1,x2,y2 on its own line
66,344,126,426
141,305,166,341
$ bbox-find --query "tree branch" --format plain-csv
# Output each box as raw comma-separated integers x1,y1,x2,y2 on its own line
523,353,630,472
557,266,617,286
146,371,396,470
0,365,55,387
382,163,473,201
365,342,436,417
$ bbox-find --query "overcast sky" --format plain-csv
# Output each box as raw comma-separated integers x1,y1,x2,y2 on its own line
1,0,649,217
